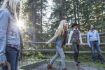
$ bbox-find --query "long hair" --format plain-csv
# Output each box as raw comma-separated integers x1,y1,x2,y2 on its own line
1,0,20,11
1,0,20,21
1,0,8,9
55,20,68,36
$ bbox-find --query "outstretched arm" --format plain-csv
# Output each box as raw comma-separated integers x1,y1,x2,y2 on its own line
87,32,91,47
68,31,73,44
96,31,100,44
79,31,83,44
47,34,58,44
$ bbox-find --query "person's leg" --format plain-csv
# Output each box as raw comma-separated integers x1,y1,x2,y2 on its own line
89,46,92,58
57,46,66,70
90,41,96,62
7,51,18,70
47,48,59,69
76,44,80,62
72,42,79,62
4,47,19,70
95,41,105,63
50,52,58,64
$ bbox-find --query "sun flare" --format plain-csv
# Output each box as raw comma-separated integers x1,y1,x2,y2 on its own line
17,19,26,31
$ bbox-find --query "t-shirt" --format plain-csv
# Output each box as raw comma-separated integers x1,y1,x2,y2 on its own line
7,14,21,50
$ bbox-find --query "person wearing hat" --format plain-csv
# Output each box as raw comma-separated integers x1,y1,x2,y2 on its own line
68,23,83,66
87,25,105,64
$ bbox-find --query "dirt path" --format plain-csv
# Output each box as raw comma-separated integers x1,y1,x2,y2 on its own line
21,61,104,70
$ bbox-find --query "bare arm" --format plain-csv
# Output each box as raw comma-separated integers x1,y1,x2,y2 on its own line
79,31,83,44
47,34,58,44
87,32,91,47
68,31,73,44
96,31,100,44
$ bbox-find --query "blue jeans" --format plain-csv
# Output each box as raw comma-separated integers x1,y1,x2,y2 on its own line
3,46,19,70
90,41,104,62
50,39,66,69
72,42,80,62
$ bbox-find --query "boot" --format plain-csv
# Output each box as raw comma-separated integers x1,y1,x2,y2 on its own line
62,68,67,70
98,55,105,64
76,61,80,66
100,59,105,64
47,64,52,69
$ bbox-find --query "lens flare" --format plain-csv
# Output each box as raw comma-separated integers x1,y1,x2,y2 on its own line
17,19,26,31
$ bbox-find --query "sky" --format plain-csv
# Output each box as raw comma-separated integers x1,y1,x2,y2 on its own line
42,0,54,32
46,0,53,19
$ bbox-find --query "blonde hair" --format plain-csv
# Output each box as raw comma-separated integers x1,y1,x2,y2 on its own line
1,0,20,21
1,0,20,11
55,20,68,36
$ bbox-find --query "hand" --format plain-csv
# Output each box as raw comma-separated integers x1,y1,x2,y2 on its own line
80,43,83,45
89,44,91,47
51,43,55,47
0,62,6,66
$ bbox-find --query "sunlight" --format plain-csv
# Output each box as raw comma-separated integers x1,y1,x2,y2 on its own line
17,19,26,31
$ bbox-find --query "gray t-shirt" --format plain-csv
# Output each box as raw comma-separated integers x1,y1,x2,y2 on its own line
7,12,21,50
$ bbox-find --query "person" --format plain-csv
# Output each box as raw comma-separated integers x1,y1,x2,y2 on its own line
87,25,105,64
46,20,68,70
0,0,22,70
0,0,12,70
68,23,83,66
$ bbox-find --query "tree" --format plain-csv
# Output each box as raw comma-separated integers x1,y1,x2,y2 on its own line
49,0,105,33
21,0,47,42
